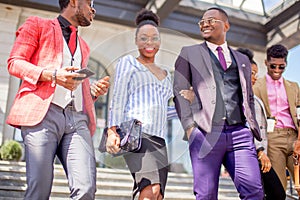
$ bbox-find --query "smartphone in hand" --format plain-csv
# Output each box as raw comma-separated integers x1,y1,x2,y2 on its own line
73,68,95,80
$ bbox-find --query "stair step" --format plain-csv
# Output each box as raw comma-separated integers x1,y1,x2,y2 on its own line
0,161,242,199
1,160,299,199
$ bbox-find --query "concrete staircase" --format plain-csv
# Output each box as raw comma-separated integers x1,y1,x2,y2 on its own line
0,160,298,199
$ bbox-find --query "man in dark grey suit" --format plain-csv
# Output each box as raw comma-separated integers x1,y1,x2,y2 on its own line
173,7,264,200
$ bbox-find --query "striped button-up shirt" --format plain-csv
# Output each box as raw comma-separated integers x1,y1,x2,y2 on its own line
254,95,268,153
108,55,173,138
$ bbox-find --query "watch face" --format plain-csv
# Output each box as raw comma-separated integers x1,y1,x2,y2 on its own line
51,69,57,87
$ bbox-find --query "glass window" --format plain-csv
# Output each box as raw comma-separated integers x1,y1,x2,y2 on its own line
88,58,110,129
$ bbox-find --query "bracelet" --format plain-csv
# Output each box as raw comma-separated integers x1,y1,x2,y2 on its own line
258,152,264,160
51,69,57,87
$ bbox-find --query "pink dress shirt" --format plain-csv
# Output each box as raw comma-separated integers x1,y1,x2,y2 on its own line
266,74,295,129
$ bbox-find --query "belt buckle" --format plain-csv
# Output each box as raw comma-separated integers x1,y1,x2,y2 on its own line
66,101,76,111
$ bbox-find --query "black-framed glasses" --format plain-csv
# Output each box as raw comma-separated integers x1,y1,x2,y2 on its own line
198,18,223,27
269,64,285,70
137,36,160,43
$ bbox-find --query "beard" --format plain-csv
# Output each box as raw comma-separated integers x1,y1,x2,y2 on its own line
75,9,91,27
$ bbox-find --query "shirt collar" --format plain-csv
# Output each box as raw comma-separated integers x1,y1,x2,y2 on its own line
206,41,229,53
57,15,72,29
266,73,283,84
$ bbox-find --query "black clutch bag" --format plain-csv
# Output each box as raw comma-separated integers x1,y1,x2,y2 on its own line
98,119,142,156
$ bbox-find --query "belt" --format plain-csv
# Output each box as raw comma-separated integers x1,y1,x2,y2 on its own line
274,127,296,132
65,101,77,111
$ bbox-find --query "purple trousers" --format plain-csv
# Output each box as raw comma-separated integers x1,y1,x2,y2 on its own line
189,123,264,200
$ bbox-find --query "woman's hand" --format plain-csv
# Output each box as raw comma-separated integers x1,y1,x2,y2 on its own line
90,76,110,98
258,151,272,173
106,127,121,154
179,87,195,104
186,126,194,140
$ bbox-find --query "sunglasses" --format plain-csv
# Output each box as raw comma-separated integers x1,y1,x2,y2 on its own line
198,18,223,27
269,64,285,70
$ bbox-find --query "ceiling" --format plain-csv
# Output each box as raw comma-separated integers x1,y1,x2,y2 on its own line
1,0,299,52
191,0,296,18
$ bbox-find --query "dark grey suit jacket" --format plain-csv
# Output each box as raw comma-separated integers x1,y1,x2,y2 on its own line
173,42,261,141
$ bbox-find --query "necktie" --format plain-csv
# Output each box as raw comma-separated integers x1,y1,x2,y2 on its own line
216,46,227,71
68,25,77,56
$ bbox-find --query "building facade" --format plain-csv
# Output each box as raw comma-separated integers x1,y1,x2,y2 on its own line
0,2,267,172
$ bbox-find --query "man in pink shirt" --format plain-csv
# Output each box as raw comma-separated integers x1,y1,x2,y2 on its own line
253,44,300,191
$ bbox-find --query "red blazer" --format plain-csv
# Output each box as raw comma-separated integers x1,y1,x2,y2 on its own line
6,16,97,135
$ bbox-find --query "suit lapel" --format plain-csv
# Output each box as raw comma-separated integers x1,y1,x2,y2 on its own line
260,77,271,116
284,79,295,110
187,43,215,103
231,49,247,90
231,48,251,113
78,37,89,68
198,42,214,77
52,19,63,67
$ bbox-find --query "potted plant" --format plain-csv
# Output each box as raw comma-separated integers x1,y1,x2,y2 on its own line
0,140,22,161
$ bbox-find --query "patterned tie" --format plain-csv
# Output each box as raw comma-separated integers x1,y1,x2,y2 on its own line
216,46,227,71
68,25,77,56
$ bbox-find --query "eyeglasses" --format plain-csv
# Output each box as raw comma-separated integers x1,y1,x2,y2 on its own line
198,18,223,27
90,0,94,8
138,36,160,43
251,70,258,77
269,64,285,70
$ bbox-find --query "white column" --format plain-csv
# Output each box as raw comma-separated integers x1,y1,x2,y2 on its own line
0,3,22,144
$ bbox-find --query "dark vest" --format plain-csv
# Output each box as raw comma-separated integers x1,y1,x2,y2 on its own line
209,49,245,125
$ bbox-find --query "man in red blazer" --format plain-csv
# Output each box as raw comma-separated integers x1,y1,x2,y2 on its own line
6,0,110,199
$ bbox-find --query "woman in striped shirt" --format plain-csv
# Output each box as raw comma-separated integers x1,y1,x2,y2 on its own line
105,9,173,200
